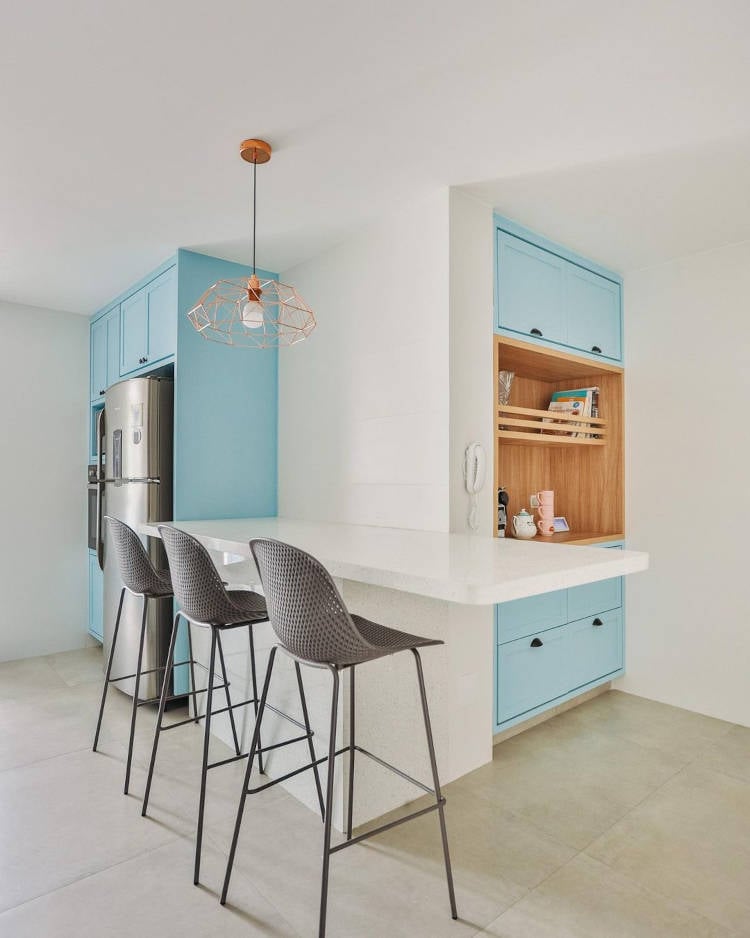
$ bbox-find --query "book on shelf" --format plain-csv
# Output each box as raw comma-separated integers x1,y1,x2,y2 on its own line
543,387,599,437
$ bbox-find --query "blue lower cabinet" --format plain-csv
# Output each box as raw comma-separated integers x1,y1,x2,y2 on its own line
88,552,103,642
496,609,623,728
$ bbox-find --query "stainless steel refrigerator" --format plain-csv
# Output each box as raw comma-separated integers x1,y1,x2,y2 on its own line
95,376,174,699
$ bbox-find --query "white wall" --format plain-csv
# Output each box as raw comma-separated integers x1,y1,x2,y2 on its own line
449,189,495,535
278,189,451,531
619,242,750,726
0,302,89,661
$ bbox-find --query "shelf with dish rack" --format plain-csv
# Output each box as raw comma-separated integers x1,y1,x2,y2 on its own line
493,334,624,542
497,403,607,446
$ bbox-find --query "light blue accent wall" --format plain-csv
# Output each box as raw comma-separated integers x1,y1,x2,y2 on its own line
173,249,278,521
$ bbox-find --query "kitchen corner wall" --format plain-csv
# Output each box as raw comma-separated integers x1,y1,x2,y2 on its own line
448,189,495,536
0,301,88,661
278,189,451,532
619,240,750,727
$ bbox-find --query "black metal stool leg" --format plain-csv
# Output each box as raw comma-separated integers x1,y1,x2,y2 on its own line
217,632,241,757
318,665,340,938
221,646,277,906
412,648,457,920
93,587,125,752
124,595,149,795
142,613,180,817
346,666,356,839
186,620,199,724
194,627,218,886
248,625,264,775
295,661,326,821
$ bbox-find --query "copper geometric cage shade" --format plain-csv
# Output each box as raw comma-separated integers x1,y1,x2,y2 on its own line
187,277,316,349
187,137,316,349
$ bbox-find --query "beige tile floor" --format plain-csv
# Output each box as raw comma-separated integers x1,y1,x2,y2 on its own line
0,647,748,937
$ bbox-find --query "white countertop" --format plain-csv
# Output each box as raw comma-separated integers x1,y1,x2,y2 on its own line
141,517,648,606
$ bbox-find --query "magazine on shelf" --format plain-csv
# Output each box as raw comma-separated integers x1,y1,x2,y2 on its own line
544,387,599,437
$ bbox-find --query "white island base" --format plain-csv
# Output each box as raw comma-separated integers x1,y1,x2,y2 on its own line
143,518,648,832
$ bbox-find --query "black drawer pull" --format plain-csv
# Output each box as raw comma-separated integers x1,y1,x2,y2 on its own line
530,637,543,647
530,327,543,337
591,345,602,354
592,617,603,627
99,388,105,396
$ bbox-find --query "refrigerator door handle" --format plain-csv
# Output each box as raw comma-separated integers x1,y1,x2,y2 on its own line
96,408,106,571
102,477,161,485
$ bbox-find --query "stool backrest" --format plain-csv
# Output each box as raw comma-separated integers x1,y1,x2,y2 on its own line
158,525,239,625
249,538,375,665
105,516,170,596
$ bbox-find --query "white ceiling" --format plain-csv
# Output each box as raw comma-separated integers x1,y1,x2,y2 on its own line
2,0,750,313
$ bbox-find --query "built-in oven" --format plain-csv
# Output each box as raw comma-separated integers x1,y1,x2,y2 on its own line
87,464,99,551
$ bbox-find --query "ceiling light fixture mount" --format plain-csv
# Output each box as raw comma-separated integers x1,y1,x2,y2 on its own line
187,137,316,349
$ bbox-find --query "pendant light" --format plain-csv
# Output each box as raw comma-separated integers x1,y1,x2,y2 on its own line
187,138,316,348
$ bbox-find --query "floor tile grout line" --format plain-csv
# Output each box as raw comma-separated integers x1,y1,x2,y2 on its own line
0,835,185,919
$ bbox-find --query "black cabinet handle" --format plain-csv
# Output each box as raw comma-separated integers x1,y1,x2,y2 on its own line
592,617,603,627
591,345,602,354
98,388,105,396
530,327,543,337
530,637,543,647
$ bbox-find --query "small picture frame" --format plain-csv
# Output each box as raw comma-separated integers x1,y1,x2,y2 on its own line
553,516,570,533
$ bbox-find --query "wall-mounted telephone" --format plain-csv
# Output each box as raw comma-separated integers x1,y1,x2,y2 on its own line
464,442,486,494
463,442,486,531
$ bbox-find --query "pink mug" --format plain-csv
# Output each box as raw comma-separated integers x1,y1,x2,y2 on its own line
536,505,555,520
536,518,555,536
536,490,554,507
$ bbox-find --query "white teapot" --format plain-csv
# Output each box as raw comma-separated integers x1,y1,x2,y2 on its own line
512,508,537,539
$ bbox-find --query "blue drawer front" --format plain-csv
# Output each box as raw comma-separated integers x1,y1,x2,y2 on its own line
567,576,622,622
563,609,623,693
496,589,567,644
496,609,623,726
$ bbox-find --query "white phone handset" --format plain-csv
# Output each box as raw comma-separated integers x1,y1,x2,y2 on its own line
463,442,486,531
464,442,486,495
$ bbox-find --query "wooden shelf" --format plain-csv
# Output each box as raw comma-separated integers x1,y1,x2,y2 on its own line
507,531,624,546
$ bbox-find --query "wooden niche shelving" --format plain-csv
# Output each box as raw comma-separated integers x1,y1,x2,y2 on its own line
494,335,624,545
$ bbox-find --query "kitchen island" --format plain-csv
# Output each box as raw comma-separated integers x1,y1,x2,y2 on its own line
142,518,648,829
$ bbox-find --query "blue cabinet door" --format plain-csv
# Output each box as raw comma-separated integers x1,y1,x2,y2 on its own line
496,232,566,344
565,265,621,361
105,307,120,388
88,552,103,642
120,288,149,375
497,623,572,724
146,267,176,366
562,610,623,692
90,317,108,400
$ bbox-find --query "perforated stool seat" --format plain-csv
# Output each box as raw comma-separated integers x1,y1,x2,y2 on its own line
141,525,325,887
220,538,457,938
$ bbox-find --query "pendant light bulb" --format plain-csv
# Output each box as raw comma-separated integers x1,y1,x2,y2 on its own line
241,276,264,329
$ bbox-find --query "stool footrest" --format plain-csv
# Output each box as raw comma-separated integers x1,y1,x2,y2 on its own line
354,745,434,795
247,745,350,795
329,799,445,854
106,659,209,686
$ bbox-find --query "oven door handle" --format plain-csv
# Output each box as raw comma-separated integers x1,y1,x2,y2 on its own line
96,408,106,571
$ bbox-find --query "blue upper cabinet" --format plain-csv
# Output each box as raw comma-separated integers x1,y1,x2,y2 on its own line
496,232,566,345
90,305,120,401
120,266,177,376
495,216,623,364
565,265,622,361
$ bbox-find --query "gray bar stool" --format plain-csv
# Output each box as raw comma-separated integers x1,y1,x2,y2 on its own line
142,525,325,887
220,538,457,938
93,516,175,795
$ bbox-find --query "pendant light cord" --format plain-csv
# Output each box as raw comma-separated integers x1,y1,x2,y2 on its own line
252,159,257,276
